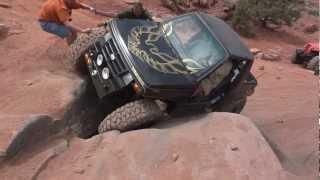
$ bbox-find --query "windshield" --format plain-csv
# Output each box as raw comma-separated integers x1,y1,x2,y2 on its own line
162,15,226,74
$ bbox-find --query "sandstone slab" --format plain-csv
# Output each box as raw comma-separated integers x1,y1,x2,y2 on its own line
36,113,292,180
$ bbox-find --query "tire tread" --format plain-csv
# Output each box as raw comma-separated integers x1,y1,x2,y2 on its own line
98,100,163,133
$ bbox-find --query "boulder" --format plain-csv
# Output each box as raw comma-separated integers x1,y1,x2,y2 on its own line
0,71,83,159
0,23,9,40
260,49,281,61
35,113,292,180
258,65,265,70
262,53,281,61
303,24,319,34
250,48,262,55
0,2,11,8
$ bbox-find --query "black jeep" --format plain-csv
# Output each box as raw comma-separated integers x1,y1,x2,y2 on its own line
70,12,257,134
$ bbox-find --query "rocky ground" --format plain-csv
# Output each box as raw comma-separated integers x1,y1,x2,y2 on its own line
1,113,299,180
0,0,318,179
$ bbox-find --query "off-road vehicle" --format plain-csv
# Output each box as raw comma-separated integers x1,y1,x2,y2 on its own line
70,12,257,134
292,43,319,74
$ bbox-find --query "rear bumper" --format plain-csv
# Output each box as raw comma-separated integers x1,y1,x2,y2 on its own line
243,73,257,96
211,72,256,112
175,72,257,110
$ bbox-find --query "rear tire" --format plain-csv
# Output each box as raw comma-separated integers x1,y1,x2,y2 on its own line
216,96,247,114
231,97,247,113
215,77,252,114
98,100,163,133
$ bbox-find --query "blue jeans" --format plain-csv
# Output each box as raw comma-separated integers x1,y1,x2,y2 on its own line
39,20,71,38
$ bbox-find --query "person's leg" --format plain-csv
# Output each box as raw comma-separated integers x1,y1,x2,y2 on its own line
39,20,72,40
66,28,77,45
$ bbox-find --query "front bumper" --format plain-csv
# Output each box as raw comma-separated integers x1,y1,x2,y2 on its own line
84,33,133,98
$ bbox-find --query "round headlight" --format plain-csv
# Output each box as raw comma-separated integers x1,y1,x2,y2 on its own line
96,54,103,66
102,67,110,80
91,69,98,76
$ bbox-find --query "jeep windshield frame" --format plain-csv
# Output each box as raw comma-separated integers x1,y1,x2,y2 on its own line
161,14,228,77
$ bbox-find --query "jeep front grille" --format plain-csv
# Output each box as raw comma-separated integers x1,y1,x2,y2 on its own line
101,38,128,76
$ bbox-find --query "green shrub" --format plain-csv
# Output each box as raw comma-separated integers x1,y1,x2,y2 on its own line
305,0,319,17
231,0,304,36
308,9,319,16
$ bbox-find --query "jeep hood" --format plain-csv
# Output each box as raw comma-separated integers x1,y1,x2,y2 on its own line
111,19,196,90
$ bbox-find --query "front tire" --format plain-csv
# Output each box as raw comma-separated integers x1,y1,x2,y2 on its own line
98,100,163,133
69,27,107,73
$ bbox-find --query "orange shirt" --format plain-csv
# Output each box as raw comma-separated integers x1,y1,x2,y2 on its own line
38,0,82,24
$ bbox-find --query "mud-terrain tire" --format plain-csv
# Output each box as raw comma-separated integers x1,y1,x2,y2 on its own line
306,56,319,72
98,100,163,133
69,27,107,67
216,89,248,114
291,49,304,64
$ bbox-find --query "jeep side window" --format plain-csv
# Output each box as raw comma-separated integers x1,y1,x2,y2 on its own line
163,15,226,74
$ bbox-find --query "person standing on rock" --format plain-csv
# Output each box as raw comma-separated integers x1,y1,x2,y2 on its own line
38,0,96,45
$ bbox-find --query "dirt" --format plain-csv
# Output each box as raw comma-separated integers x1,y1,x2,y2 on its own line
243,59,318,177
0,0,318,179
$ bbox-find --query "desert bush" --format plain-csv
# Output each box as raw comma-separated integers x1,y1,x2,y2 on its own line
176,0,212,7
231,0,304,36
305,0,319,16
